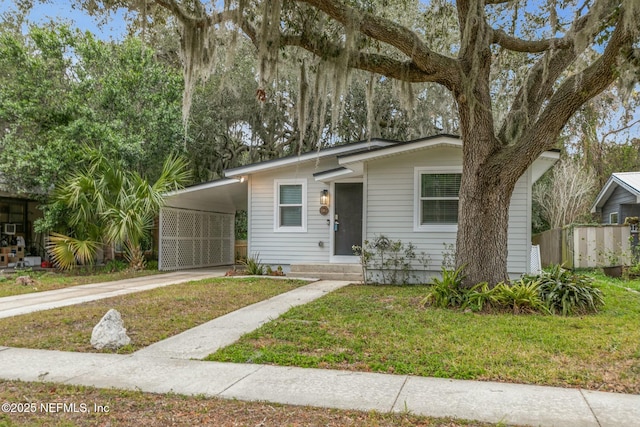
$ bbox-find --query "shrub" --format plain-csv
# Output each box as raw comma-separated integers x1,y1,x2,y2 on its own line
422,266,466,308
354,235,430,285
242,254,264,275
531,266,604,315
464,282,494,312
491,279,548,314
422,264,604,316
103,259,128,273
145,260,159,271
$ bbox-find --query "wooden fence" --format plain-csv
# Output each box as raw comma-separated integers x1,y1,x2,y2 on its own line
533,225,632,269
234,240,248,261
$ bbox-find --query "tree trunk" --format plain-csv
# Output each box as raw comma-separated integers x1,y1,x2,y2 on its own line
456,165,516,287
455,100,519,288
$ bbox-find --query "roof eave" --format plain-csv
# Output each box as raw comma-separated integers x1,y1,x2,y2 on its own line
224,140,395,177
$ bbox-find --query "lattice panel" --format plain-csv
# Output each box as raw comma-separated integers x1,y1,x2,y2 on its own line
160,239,177,270
159,207,234,271
161,209,178,238
194,240,202,266
178,211,194,236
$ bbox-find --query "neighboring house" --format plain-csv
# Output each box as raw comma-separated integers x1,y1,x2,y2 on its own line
159,134,559,279
0,188,44,266
591,172,640,224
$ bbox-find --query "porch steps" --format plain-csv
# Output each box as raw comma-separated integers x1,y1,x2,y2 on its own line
287,263,363,282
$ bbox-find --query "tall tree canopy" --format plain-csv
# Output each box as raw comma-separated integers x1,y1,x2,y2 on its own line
26,0,640,285
0,22,185,193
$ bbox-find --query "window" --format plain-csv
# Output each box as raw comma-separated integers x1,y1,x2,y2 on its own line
274,179,307,232
415,167,461,231
610,212,619,224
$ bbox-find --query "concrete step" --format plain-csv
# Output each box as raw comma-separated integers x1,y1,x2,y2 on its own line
290,263,362,274
287,271,363,282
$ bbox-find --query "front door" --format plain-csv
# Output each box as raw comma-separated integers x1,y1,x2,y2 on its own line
334,182,363,256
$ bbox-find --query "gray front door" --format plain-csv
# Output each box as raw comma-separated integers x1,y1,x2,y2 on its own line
334,182,363,256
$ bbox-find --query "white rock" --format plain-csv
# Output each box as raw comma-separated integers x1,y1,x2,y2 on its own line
90,309,131,350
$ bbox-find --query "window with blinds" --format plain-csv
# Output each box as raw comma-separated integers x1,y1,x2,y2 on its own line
420,173,461,224
275,180,307,232
279,184,302,226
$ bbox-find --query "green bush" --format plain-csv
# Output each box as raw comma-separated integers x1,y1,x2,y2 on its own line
464,279,548,314
464,282,494,312
145,260,159,271
422,266,466,308
103,259,128,273
491,279,548,314
531,265,604,315
242,254,264,275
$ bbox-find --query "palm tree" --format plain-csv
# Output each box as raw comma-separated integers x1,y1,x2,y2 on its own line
49,151,190,270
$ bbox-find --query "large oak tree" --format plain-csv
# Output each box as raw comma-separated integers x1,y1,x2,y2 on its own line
54,0,640,285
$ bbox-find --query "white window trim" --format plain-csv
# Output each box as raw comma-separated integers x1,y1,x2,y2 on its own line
610,212,619,224
274,179,307,232
414,166,462,232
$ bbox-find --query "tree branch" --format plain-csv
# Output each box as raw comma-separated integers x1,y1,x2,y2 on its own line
491,29,571,53
282,33,448,85
497,1,617,143
600,118,640,144
295,0,459,84
498,10,637,182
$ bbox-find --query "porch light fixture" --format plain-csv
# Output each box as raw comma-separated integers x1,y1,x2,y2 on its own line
320,189,330,206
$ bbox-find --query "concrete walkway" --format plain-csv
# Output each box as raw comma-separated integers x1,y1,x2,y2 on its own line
0,268,228,319
1,346,638,427
0,275,639,426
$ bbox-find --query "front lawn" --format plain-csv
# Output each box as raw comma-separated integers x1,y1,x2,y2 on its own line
208,276,640,394
0,277,306,353
0,268,162,298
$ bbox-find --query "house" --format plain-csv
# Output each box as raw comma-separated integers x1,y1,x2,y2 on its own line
0,189,44,267
159,134,559,280
591,172,640,224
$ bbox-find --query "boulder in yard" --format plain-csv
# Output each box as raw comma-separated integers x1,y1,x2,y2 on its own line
90,309,131,350
16,276,36,286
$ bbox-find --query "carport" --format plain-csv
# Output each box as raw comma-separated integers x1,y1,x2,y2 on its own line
159,178,247,271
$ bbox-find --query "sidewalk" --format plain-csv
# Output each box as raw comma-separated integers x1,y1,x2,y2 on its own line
0,268,228,319
0,346,638,427
0,275,638,426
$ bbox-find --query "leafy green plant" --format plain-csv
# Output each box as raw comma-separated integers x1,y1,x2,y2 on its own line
422,266,466,308
242,254,264,275
354,235,430,285
441,243,456,270
464,282,494,312
530,265,604,315
491,279,548,314
104,259,128,273
145,260,159,271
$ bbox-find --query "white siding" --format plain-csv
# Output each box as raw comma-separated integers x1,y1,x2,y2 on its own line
248,159,335,265
365,147,531,275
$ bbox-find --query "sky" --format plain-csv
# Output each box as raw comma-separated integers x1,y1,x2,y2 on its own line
0,0,128,40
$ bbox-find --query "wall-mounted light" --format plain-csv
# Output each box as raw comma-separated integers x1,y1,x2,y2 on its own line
239,176,246,183
320,189,329,206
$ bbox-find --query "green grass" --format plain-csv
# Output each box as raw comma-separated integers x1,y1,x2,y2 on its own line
0,268,163,298
208,276,640,393
0,277,306,353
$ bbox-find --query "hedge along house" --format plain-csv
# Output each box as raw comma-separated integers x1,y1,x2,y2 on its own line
159,134,559,280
